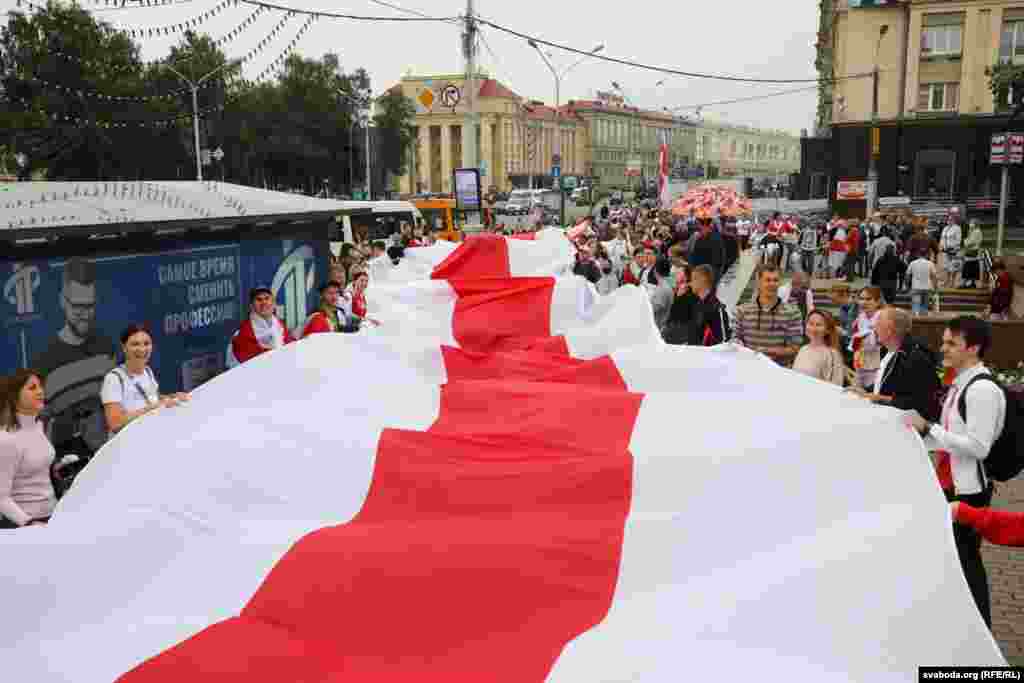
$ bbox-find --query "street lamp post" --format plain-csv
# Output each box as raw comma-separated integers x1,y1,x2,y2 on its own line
339,89,372,199
529,41,603,227
164,60,239,182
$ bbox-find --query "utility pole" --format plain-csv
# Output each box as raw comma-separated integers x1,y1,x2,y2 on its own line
461,0,482,229
462,0,478,171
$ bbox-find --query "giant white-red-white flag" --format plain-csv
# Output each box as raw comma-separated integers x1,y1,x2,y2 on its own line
0,233,1006,681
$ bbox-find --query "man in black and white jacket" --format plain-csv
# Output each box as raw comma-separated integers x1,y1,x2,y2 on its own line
907,316,1007,628
870,306,941,420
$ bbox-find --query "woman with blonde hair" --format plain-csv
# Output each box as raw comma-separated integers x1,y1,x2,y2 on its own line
792,310,845,385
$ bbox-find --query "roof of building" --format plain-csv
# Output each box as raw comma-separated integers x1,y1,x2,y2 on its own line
566,99,686,124
520,102,585,122
477,78,518,100
0,181,377,241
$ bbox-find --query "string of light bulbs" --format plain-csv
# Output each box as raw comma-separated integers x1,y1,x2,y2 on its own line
24,5,298,101
239,12,316,84
99,0,236,39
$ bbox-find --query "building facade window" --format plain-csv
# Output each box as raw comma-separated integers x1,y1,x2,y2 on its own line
921,24,962,56
918,82,959,112
1000,20,1024,62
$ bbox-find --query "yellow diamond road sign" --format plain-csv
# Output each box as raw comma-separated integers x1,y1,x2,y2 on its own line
418,89,434,110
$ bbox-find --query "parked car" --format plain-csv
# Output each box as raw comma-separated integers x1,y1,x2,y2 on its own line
505,189,534,215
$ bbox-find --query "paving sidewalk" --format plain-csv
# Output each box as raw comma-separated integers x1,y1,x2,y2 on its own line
984,477,1024,665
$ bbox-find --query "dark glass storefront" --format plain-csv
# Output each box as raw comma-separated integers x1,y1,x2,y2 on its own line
829,115,1024,218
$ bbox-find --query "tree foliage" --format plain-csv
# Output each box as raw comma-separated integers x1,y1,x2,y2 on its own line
373,88,416,179
0,2,414,192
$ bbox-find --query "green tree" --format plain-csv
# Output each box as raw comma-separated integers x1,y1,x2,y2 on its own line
0,1,157,179
373,87,416,182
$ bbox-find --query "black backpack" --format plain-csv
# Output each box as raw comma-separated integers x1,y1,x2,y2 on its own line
957,374,1024,482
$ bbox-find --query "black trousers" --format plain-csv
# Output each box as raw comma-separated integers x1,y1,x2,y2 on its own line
946,486,995,628
880,283,898,306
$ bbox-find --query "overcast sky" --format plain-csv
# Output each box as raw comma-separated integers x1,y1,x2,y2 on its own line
77,0,819,135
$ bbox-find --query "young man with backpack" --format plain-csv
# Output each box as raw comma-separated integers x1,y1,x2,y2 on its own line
906,316,1018,628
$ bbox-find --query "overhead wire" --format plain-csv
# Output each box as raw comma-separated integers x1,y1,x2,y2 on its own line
665,85,823,112
362,0,456,22
477,26,516,90
473,14,873,85
235,0,456,21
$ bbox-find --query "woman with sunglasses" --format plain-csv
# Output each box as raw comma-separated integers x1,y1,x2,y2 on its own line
102,325,189,437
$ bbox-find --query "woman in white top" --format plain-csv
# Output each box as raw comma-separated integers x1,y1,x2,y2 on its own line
793,310,846,386
102,325,189,436
0,369,58,527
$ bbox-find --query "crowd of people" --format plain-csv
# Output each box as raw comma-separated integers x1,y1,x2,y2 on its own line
2,201,1023,651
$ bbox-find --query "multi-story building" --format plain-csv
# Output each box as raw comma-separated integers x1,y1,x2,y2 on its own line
815,0,839,134
387,72,588,195
693,119,802,180
565,91,697,187
824,0,1024,213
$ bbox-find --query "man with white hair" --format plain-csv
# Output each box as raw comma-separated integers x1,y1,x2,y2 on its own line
939,210,963,289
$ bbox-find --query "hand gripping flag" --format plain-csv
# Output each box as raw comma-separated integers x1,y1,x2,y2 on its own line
0,232,1006,681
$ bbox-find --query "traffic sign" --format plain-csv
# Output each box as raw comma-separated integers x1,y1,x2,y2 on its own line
551,165,561,178
440,84,461,108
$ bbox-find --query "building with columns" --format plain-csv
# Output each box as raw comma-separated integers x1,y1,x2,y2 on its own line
565,92,697,186
388,72,589,195
389,74,712,195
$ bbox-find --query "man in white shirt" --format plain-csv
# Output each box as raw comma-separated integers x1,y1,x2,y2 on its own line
602,224,630,280
868,229,895,275
907,316,1006,628
906,254,936,316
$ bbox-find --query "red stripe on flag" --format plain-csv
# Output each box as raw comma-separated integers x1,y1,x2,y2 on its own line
510,232,537,241
431,234,510,280
449,277,562,353
441,347,619,387
118,280,639,682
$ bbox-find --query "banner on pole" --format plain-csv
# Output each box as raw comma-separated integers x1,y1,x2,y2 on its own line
991,134,1007,164
1009,134,1024,164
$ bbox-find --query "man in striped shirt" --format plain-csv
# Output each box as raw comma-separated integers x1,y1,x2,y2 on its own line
734,265,804,365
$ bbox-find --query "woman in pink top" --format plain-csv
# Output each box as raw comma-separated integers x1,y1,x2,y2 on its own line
0,369,56,527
